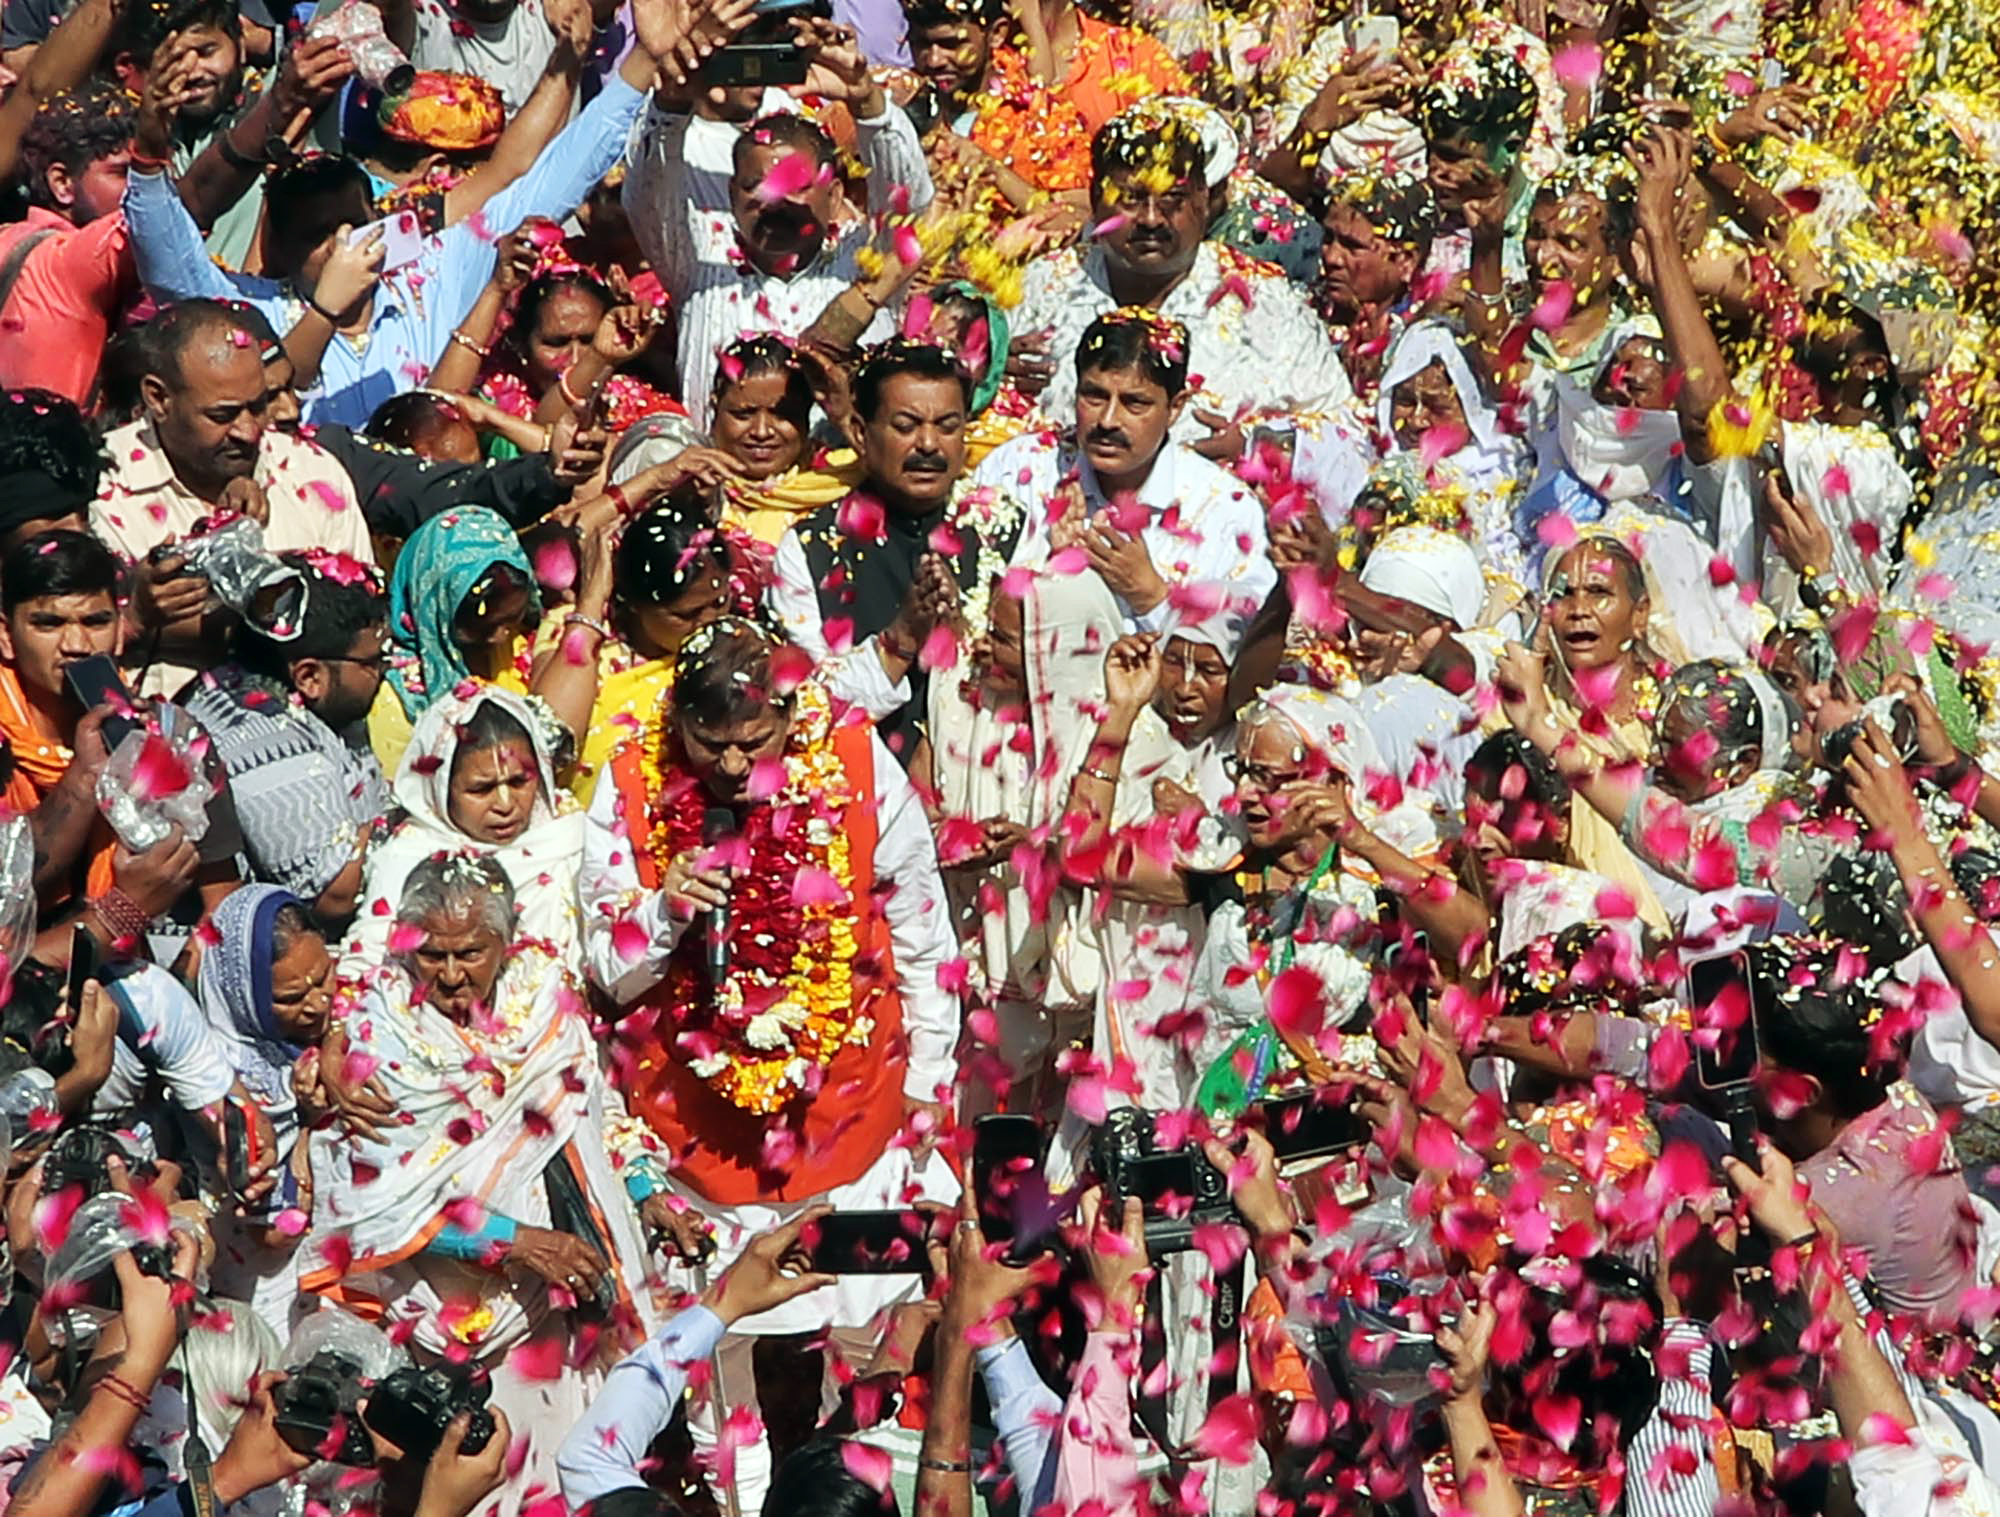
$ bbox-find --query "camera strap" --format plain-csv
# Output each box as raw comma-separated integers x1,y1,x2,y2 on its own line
1133,1254,1246,1464
179,1337,218,1517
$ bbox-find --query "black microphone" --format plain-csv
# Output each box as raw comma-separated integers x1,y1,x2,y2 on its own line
701,806,737,984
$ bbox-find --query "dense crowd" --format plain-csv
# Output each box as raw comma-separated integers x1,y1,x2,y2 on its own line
0,0,1995,1511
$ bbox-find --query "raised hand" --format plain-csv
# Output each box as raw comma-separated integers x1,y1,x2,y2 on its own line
791,15,881,114
1101,633,1162,716
702,1208,838,1323
312,225,385,321
1763,467,1834,581
633,0,761,85
272,31,355,120
1435,1299,1497,1403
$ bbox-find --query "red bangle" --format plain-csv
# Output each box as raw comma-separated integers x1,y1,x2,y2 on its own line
128,149,171,172
98,1373,153,1412
604,482,632,518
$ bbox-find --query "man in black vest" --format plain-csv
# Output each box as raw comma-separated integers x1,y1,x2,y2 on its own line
764,338,1023,763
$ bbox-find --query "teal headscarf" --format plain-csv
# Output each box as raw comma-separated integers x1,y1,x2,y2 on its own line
385,506,537,721
938,281,1011,418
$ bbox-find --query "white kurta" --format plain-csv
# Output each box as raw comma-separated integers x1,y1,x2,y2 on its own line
576,727,961,1332
621,103,934,426
982,429,1279,633
1011,240,1357,449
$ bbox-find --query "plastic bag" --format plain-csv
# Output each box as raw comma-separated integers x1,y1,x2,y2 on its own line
0,816,32,964
307,1,414,93
96,722,214,853
282,1306,408,1383
42,1192,168,1348
180,517,307,638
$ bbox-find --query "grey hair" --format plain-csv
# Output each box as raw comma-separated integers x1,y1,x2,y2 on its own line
184,1303,280,1453
269,900,319,960
393,853,517,942
1658,660,1797,775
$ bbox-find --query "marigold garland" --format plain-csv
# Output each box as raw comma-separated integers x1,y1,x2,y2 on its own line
638,682,866,1114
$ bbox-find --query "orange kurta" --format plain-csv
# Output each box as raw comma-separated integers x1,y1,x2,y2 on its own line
610,722,910,1205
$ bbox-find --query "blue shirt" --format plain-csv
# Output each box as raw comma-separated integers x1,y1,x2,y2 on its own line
122,75,647,430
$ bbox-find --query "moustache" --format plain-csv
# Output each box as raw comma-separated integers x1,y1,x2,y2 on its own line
1086,428,1131,450
903,451,950,472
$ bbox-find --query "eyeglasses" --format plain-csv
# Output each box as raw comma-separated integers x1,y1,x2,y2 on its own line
1221,756,1302,790
325,651,391,675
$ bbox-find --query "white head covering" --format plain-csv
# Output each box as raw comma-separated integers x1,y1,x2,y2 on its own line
1149,96,1239,188
1550,320,1683,504
1375,321,1531,531
1165,596,1250,661
1358,524,1487,628
1378,322,1504,459
1247,683,1440,861
341,686,586,974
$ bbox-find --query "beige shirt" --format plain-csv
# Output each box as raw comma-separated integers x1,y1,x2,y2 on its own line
92,419,375,696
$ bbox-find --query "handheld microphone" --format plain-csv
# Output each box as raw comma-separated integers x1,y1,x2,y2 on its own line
701,806,737,984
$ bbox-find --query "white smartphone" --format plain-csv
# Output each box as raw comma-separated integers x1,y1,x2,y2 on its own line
1346,14,1400,56
347,208,427,273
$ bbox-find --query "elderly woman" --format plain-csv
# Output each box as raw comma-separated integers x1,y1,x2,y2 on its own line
1501,650,1834,923
1292,322,1534,587
198,885,336,1337
1048,615,1246,1120
1161,683,1482,1114
580,618,958,1513
307,852,669,1507
347,686,587,974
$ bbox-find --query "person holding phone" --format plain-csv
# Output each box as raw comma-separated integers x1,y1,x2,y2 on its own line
581,619,960,1512
0,529,203,938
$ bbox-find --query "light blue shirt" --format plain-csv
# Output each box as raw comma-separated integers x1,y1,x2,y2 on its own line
122,74,647,430
557,1304,729,1504
556,1307,1063,1507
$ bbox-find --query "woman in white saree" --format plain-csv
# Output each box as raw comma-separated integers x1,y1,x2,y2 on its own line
306,853,667,1513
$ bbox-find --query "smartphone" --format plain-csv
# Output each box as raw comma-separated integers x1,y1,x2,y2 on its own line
972,1115,1055,1263
63,654,138,749
223,1098,259,1195
804,1209,938,1275
347,209,427,273
64,922,99,1023
1686,951,1760,1090
1383,931,1431,1027
1259,1090,1372,1164
1346,15,1400,56
704,0,822,86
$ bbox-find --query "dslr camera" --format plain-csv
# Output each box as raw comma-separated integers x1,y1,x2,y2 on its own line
271,1349,374,1466
42,1125,146,1195
366,1361,497,1462
271,1356,495,1468
1090,1107,1237,1256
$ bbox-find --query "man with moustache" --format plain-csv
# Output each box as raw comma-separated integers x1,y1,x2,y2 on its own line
624,16,934,426
1009,100,1353,459
977,310,1274,634
92,299,372,698
765,338,1013,764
